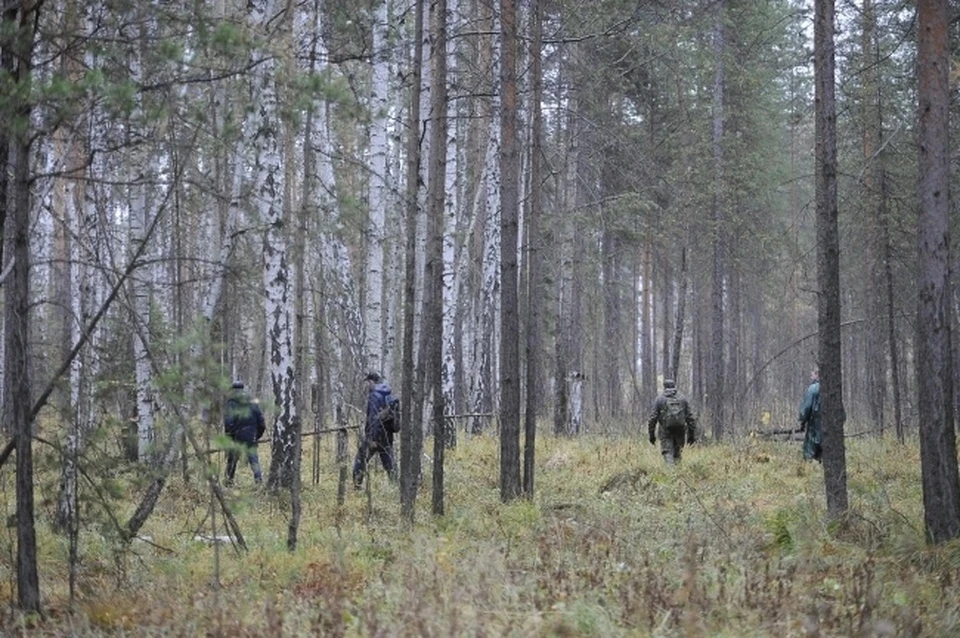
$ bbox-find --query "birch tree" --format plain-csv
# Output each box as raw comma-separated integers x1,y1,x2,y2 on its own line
365,0,391,375
441,0,461,445
130,11,160,461
249,0,298,490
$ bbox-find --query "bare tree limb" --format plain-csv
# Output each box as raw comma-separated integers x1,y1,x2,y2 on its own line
0,256,15,286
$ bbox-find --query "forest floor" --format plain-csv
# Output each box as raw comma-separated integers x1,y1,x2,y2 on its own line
0,429,957,636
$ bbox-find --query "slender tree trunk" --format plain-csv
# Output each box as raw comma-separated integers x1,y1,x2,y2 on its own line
522,0,542,498
474,15,502,436
726,266,742,432
601,224,621,416
4,0,40,612
252,0,298,491
130,21,158,459
641,239,653,397
882,169,903,442
0,4,14,278
661,249,673,382
861,0,888,437
441,0,461,448
365,0,391,375
814,0,848,518
916,0,960,543
671,247,688,381
400,0,425,524
427,0,448,516
708,0,726,441
499,0,521,502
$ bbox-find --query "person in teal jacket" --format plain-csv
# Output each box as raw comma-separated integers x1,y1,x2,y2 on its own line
798,369,822,462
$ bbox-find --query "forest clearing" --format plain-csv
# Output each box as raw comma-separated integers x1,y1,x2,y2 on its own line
0,431,956,636
3,0,960,632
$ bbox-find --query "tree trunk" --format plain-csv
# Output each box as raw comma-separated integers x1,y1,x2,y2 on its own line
4,0,40,612
916,0,960,543
427,0,448,516
522,0,543,498
400,0,425,524
365,0,391,375
861,0,888,437
252,0,298,491
130,23,158,458
0,3,14,278
814,0,848,518
441,0,461,449
601,224,621,417
882,169,903,442
641,239,653,399
708,0,726,441
671,247,688,381
498,0,521,502
661,248,673,383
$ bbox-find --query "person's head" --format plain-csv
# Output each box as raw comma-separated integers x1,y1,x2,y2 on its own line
663,378,676,390
810,369,820,383
365,371,381,388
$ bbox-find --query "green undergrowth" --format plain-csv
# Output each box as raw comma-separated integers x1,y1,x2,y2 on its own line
1,433,958,636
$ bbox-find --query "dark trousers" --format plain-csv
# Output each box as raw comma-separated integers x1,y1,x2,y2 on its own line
658,429,686,464
226,442,262,485
353,435,395,487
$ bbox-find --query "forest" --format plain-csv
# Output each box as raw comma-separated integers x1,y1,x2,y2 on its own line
1,0,960,633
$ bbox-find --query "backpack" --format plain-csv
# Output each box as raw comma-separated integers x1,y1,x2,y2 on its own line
661,395,687,433
378,395,401,433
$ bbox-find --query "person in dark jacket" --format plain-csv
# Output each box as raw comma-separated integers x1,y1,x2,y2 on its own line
798,369,822,462
353,371,396,488
647,379,697,465
224,381,265,486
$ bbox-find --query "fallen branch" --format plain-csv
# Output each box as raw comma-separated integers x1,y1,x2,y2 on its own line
752,427,803,437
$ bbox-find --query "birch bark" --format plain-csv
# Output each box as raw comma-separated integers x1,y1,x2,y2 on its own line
248,0,298,489
365,0,391,375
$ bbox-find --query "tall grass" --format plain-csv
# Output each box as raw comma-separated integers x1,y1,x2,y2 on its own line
1,432,957,636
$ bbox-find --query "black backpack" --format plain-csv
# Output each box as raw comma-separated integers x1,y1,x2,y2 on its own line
378,395,401,433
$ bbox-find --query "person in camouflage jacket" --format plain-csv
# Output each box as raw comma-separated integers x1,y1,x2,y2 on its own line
647,379,697,465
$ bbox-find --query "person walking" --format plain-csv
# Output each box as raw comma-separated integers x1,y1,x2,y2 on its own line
353,372,397,488
647,379,697,465
224,381,265,486
798,369,822,462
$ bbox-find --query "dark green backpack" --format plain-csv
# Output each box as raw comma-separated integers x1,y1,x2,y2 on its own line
661,395,687,433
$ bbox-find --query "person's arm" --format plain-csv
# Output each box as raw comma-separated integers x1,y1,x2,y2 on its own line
366,392,380,433
254,403,266,440
224,401,235,434
798,385,814,430
685,400,697,443
647,398,660,444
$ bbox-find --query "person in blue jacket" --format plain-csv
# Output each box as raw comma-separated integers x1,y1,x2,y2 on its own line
224,381,265,485
353,371,397,488
798,369,822,462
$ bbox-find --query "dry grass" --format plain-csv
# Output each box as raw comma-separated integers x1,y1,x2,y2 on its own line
1,431,958,636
